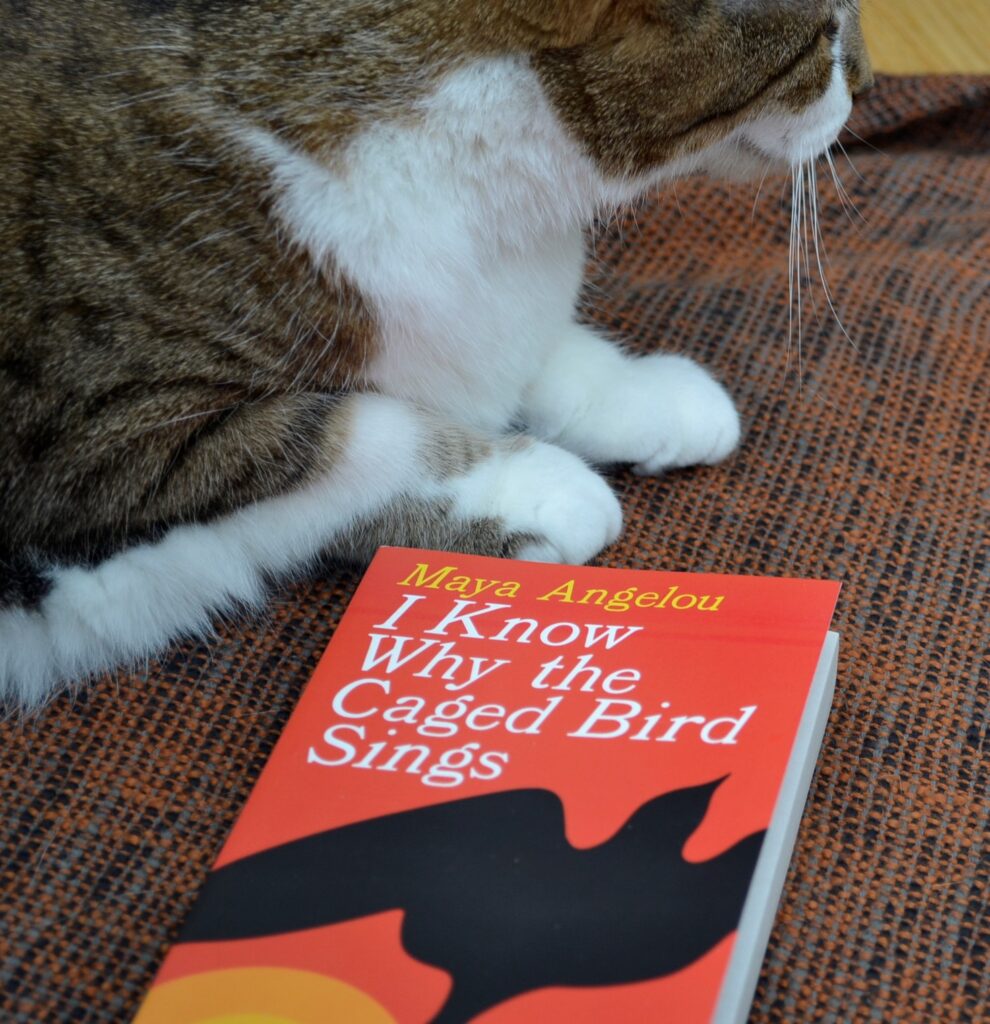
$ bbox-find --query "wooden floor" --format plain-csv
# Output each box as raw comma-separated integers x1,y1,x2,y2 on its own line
862,0,990,73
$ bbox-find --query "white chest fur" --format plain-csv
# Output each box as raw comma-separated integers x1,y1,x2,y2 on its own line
239,57,613,431
232,42,853,432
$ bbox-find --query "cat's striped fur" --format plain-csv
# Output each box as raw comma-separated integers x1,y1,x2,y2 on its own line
0,0,872,707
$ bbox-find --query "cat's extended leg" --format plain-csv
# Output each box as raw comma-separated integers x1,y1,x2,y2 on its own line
0,393,619,708
522,324,741,474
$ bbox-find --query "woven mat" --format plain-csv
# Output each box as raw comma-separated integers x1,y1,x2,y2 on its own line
2,75,987,1023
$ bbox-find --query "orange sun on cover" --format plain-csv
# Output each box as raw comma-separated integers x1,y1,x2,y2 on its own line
136,967,395,1024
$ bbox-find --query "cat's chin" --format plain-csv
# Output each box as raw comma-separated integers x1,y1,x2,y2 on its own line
695,138,788,184
695,105,850,184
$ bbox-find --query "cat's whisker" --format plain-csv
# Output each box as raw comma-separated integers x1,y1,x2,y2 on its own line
783,157,861,379
827,154,866,231
786,164,796,379
824,150,855,223
843,127,887,158
809,161,859,353
750,161,773,222
802,161,828,337
826,148,868,226
796,160,808,388
787,160,808,387
835,139,867,187
779,172,790,211
628,202,643,236
808,163,839,280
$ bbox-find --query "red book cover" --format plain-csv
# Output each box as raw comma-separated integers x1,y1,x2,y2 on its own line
135,547,840,1024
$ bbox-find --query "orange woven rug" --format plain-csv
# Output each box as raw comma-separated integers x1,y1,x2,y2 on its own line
2,75,987,1023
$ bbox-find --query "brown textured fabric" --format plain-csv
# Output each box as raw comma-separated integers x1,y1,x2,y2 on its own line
1,75,987,1023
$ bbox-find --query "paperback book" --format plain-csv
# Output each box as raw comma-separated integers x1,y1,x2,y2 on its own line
135,547,840,1024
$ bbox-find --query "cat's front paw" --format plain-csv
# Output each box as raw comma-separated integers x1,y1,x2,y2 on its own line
630,355,742,476
450,440,622,564
523,330,741,473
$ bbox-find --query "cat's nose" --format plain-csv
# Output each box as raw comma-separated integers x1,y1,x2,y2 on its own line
841,15,875,97
852,70,875,97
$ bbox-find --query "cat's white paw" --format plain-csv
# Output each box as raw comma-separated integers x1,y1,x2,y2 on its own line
524,329,741,474
630,355,742,475
449,440,622,565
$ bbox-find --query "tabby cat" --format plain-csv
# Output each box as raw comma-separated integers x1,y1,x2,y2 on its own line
0,0,872,707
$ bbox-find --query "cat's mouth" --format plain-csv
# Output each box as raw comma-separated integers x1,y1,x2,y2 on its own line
729,16,852,170
672,19,850,185
660,12,847,183
668,19,836,151
737,55,851,167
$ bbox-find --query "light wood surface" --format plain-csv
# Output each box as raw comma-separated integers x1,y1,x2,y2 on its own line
862,0,990,74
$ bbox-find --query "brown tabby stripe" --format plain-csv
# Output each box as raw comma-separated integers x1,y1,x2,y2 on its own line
1,75,988,1022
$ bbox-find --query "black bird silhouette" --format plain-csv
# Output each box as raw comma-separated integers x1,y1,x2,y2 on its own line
179,778,764,1023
